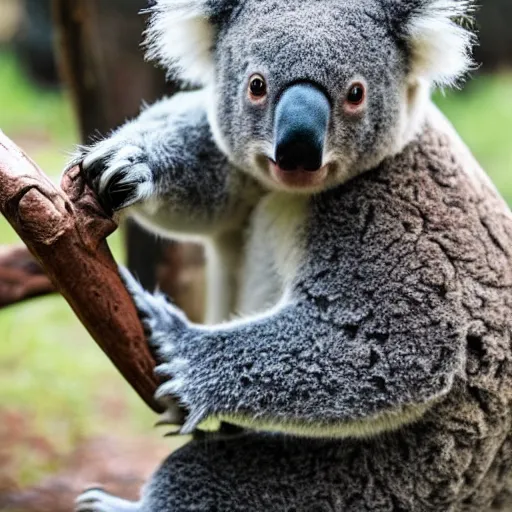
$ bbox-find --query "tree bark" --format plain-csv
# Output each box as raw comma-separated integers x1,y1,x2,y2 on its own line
52,0,172,140
0,245,54,308
0,130,185,422
475,0,512,71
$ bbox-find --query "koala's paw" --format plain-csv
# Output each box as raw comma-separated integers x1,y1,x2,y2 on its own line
118,266,188,348
75,488,140,512
118,267,204,430
70,135,154,211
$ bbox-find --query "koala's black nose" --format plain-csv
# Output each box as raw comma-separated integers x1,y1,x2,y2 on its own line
274,83,330,172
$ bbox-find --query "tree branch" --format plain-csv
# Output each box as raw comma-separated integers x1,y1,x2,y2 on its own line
0,131,185,422
0,245,55,308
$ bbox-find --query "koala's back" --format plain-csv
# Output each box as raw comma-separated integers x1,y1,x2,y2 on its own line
352,127,512,510
224,108,512,509
320,116,512,509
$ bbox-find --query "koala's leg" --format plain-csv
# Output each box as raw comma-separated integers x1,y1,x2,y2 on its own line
74,433,351,512
75,488,141,512
138,432,353,512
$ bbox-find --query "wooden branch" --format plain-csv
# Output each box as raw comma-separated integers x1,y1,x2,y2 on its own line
0,131,185,423
0,245,54,308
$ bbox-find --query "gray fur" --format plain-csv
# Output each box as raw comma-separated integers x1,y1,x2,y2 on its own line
75,89,261,236
76,123,512,511
71,0,512,510
210,0,410,186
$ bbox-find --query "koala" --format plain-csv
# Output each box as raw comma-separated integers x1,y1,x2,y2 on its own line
73,0,512,510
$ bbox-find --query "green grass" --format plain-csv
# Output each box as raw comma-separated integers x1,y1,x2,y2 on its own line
0,50,511,484
435,74,512,204
0,296,158,483
0,52,78,173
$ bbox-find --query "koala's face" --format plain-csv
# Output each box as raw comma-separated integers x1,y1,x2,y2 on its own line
147,0,474,194
209,1,411,193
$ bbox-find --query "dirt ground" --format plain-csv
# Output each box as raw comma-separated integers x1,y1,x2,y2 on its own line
0,407,179,512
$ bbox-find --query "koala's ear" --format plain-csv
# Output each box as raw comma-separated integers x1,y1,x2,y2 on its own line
397,0,476,87
144,0,230,85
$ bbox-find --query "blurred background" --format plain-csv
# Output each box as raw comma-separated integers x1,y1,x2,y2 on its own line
0,0,511,511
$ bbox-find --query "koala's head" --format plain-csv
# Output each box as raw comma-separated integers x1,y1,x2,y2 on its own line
146,0,474,194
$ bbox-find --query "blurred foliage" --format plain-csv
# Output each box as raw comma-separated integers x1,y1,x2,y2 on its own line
434,74,512,205
0,50,511,486
0,52,76,172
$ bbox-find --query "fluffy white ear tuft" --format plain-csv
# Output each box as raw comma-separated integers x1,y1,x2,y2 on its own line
406,0,475,87
144,0,215,86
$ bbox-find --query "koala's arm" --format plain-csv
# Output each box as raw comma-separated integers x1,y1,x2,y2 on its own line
121,257,464,437
73,90,261,237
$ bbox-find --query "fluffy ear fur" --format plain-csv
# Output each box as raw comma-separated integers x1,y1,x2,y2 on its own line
144,0,475,88
144,0,216,85
403,0,476,87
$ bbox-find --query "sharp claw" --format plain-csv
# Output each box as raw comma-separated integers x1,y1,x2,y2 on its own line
98,160,132,194
82,142,119,170
155,409,182,427
154,364,174,378
106,172,139,210
180,406,208,435
65,157,84,173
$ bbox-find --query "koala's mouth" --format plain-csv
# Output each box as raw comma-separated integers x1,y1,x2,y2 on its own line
268,159,329,189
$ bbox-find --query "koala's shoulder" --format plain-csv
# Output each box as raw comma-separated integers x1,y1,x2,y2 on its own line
139,89,223,159
306,120,512,398
139,89,209,133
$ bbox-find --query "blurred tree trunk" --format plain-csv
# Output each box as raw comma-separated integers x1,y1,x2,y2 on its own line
475,0,512,71
51,0,205,322
15,0,59,87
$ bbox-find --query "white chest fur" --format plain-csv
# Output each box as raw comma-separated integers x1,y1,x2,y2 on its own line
235,193,308,317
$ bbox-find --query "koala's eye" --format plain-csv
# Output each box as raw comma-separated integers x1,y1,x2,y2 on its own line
346,83,366,107
248,74,267,100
